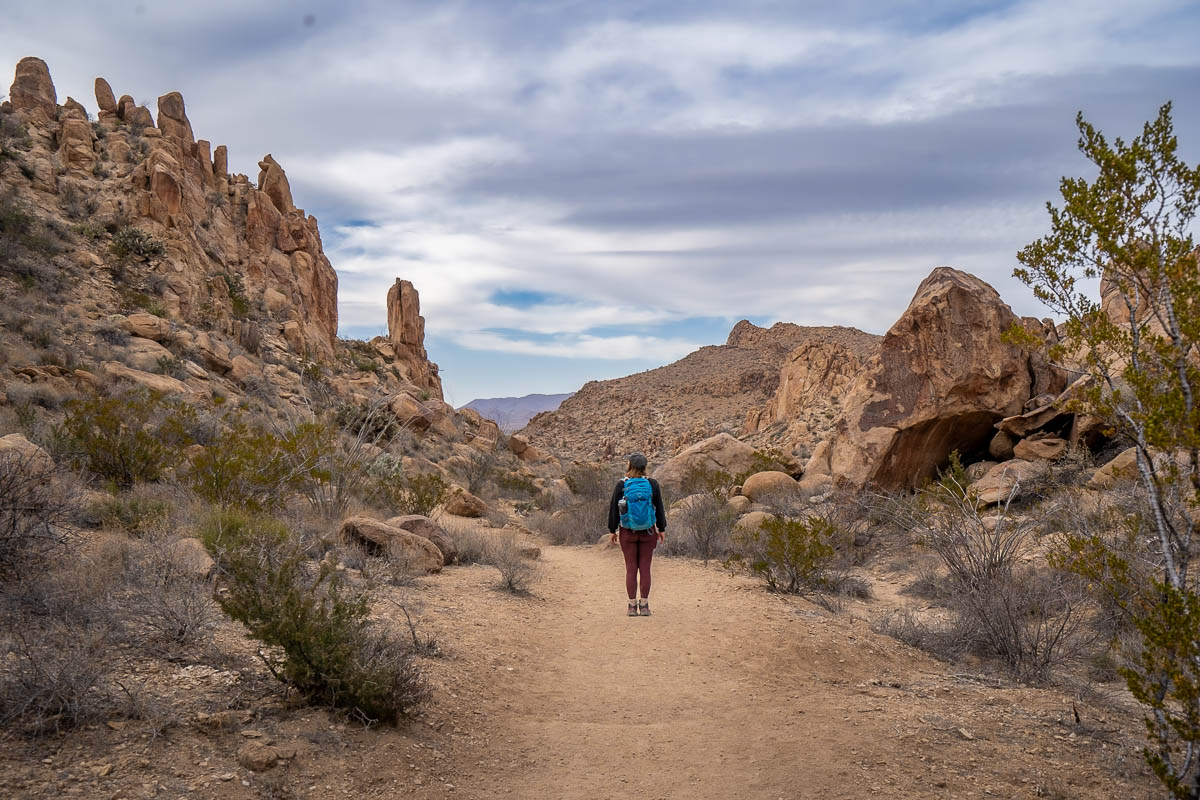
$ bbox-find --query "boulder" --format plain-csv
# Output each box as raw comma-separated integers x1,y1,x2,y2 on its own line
727,495,752,515
166,537,214,579
338,516,442,573
0,433,54,474
733,510,776,535
101,361,187,395
508,434,529,455
213,144,228,178
816,268,1066,490
120,312,173,342
156,91,194,142
237,743,289,772
229,355,259,386
94,77,116,112
653,433,758,495
965,460,998,482
444,486,487,518
740,470,799,503
988,430,1016,461
9,57,57,122
124,104,154,130
1013,436,1068,462
969,459,1044,507
996,375,1093,439
56,116,95,173
1088,447,1139,489
385,514,457,565
390,392,433,430
120,336,175,372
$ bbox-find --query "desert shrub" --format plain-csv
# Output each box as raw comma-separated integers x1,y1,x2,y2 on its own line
155,355,185,379
728,515,838,595
529,504,597,546
93,319,130,346
5,381,67,411
110,227,164,259
871,607,966,661
91,489,171,536
220,272,250,316
460,449,496,496
121,538,218,650
60,388,193,488
495,470,538,498
70,221,105,240
0,449,73,577
564,463,616,502
662,492,736,562
185,417,300,514
922,488,1030,592
0,619,115,735
367,456,448,517
732,450,789,485
212,525,426,724
442,521,492,565
197,508,289,554
679,464,731,496
486,533,539,594
59,182,97,221
334,402,402,441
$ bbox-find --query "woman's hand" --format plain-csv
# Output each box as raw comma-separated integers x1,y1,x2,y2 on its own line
657,530,666,543
609,532,619,545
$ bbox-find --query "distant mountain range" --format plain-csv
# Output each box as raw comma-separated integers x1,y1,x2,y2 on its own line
460,393,574,433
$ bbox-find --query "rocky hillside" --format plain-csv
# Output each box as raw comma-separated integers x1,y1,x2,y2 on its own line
520,321,879,463
0,56,552,482
462,392,573,433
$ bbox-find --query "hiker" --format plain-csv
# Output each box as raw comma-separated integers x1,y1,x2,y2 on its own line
607,452,667,616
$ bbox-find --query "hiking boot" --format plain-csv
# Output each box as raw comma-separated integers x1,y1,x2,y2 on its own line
638,599,651,616
627,601,638,616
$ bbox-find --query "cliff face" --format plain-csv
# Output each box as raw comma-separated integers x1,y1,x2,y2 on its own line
520,321,877,463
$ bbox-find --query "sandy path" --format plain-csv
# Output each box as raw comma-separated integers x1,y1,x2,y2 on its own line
430,543,1144,800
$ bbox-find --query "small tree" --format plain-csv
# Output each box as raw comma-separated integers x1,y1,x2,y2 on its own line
1013,102,1200,797
61,389,192,488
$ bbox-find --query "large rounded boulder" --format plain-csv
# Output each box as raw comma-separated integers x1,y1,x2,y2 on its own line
740,471,799,503
385,514,458,565
653,433,758,496
338,516,443,573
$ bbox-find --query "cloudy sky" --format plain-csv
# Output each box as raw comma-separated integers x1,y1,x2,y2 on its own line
4,1,1199,404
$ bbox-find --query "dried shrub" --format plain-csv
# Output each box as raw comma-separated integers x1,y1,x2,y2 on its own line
486,533,539,594
91,488,171,536
528,504,597,546
678,464,731,497
0,449,74,577
121,537,218,650
460,449,496,496
661,492,735,562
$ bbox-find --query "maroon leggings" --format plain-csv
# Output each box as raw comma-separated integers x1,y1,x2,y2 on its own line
619,527,658,599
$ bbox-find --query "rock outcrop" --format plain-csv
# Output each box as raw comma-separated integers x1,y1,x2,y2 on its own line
9,57,56,122
804,268,1066,490
385,279,442,398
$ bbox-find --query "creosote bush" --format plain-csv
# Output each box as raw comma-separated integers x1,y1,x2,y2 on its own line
728,515,838,595
110,226,164,259
211,521,426,724
61,388,193,488
368,456,448,518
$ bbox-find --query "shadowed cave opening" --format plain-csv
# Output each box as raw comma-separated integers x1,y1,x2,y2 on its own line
872,411,1000,490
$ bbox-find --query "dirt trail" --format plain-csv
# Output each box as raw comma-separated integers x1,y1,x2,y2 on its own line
428,544,1145,800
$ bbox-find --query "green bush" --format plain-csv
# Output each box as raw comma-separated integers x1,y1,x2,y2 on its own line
679,464,731,496
197,508,288,554
334,402,402,441
220,272,250,317
368,458,448,517
61,389,193,488
728,516,837,595
212,523,426,724
185,416,299,514
110,227,164,259
91,491,170,536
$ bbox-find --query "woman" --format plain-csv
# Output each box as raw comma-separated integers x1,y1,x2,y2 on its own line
607,452,667,616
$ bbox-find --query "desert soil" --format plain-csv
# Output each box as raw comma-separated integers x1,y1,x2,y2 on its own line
2,540,1157,799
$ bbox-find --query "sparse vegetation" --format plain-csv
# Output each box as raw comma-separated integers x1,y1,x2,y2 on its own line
368,456,449,517
110,226,165,259
728,515,839,595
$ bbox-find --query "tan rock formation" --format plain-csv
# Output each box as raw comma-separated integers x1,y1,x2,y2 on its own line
101,361,189,395
969,459,1044,507
338,516,443,573
9,57,57,122
1012,436,1067,461
653,433,758,495
810,268,1066,490
0,433,55,474
741,471,799,502
1088,447,1138,489
156,91,194,143
385,515,457,565
94,77,116,112
256,154,294,213
386,279,442,397
445,486,488,518
125,104,154,130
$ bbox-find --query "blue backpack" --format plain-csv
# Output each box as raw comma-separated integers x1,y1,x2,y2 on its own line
621,477,656,531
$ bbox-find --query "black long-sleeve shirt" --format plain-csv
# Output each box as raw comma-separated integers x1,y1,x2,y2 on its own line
607,478,667,533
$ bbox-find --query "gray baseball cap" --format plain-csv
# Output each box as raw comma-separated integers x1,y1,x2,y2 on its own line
627,452,648,470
